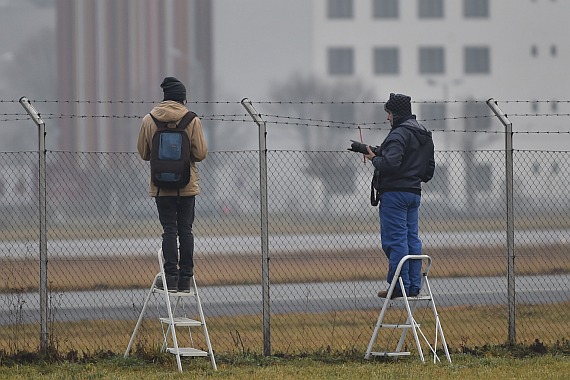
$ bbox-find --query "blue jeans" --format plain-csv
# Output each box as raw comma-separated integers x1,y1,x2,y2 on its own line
379,191,422,294
155,196,195,278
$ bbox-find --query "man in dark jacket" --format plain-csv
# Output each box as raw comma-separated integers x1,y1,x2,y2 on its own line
364,93,435,298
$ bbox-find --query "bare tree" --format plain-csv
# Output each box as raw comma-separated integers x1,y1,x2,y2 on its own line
269,73,377,211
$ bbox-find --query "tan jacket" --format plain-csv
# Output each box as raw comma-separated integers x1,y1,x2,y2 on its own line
137,101,208,197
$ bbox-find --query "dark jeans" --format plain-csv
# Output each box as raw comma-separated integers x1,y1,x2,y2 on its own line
155,196,195,278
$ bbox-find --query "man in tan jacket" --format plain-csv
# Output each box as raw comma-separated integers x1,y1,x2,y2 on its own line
137,77,208,292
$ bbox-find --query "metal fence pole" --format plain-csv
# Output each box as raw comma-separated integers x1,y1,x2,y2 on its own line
486,98,516,344
19,97,49,353
241,98,271,356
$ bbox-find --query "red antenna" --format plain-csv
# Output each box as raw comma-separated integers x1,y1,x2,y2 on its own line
358,125,365,163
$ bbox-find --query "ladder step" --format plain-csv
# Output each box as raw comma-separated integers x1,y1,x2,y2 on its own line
390,295,432,301
369,351,411,357
381,323,419,329
408,295,431,301
153,288,196,297
159,317,202,327
166,347,209,357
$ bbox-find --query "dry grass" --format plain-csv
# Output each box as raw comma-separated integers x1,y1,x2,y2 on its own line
1,302,568,355
1,243,569,292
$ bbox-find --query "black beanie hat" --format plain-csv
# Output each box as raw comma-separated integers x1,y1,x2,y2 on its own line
384,93,412,125
161,76,186,102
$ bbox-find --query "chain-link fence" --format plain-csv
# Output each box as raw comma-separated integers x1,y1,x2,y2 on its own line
0,99,569,357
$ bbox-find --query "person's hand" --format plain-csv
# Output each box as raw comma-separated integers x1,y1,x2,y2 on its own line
364,146,375,161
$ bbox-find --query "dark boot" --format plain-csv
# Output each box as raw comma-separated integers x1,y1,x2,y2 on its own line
156,275,178,293
177,275,193,293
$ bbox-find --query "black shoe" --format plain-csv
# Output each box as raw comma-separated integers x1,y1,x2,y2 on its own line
156,275,178,293
409,288,420,297
377,289,410,299
177,275,193,293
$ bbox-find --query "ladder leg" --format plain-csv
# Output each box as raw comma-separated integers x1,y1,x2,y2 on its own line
364,293,393,359
424,277,452,363
124,274,160,357
161,297,182,352
193,277,217,370
397,276,425,363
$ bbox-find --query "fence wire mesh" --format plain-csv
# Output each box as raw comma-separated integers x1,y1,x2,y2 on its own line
0,100,569,357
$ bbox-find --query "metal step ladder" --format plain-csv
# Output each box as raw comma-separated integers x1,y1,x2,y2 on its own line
365,254,451,364
124,249,217,372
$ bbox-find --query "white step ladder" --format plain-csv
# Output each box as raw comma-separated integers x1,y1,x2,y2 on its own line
124,249,217,372
365,254,451,364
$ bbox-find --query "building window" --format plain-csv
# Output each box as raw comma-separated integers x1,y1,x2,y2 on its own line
464,0,489,18
373,0,399,19
531,45,538,57
551,100,558,112
471,163,493,192
464,101,491,131
328,47,354,75
418,0,444,19
531,101,539,112
464,46,490,74
551,45,557,56
424,163,449,195
328,0,353,19
419,102,447,131
329,103,355,124
373,47,399,75
419,47,445,74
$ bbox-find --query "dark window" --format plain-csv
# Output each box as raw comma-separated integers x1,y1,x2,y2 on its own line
373,0,399,18
464,101,491,131
373,47,399,74
328,47,354,75
464,46,490,74
418,0,444,18
424,163,449,195
463,0,489,18
419,47,445,74
420,102,447,130
328,0,353,19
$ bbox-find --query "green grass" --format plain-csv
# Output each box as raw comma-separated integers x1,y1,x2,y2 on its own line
0,353,568,380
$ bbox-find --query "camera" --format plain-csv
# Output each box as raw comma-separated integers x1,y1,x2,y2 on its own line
347,140,381,156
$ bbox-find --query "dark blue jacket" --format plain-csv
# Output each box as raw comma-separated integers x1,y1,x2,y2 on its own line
371,116,435,196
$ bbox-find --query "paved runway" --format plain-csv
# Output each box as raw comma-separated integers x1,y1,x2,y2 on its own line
1,274,568,325
1,228,569,259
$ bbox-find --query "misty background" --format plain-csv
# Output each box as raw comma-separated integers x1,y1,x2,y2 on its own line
0,0,568,153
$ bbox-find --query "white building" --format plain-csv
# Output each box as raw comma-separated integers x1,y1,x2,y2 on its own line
313,0,570,212
313,0,570,149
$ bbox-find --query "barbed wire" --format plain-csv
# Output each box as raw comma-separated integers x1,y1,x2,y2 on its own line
1,99,570,104
1,110,569,134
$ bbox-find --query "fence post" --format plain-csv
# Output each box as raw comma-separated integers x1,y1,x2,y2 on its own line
241,98,271,356
19,97,49,353
486,98,516,344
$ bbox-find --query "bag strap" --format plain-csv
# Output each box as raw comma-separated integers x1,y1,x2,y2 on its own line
370,177,380,207
149,111,196,130
174,111,196,130
149,113,167,129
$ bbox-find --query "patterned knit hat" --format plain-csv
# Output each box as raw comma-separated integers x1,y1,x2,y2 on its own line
161,77,186,102
384,93,412,125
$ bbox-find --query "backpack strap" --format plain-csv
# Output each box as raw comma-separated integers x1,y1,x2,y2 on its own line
174,111,197,130
149,113,167,129
149,111,197,130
